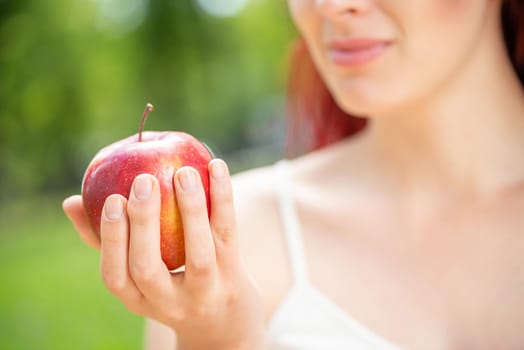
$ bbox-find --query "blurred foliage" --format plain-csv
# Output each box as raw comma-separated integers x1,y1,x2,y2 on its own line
0,195,144,349
0,0,297,200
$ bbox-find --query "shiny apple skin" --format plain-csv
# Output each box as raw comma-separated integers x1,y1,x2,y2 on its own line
81,131,213,270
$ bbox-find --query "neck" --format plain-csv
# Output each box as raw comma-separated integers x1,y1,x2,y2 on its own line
361,22,524,200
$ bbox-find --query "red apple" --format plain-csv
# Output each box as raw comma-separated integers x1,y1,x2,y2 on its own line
81,103,213,270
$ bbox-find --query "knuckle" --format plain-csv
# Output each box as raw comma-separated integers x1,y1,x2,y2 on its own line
187,258,215,281
128,212,157,229
101,271,127,294
213,183,233,201
123,296,148,316
182,205,201,220
129,260,159,283
213,223,236,243
100,229,122,245
179,196,205,218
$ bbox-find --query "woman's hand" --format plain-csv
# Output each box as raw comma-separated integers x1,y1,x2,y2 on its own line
63,159,266,350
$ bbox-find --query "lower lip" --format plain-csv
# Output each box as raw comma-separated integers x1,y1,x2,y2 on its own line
329,43,390,68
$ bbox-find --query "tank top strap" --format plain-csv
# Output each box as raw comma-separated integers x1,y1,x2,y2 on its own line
275,160,310,287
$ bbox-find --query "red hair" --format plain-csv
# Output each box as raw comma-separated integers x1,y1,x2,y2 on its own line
286,0,524,156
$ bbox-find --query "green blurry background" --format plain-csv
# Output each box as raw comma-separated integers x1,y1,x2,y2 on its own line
0,0,296,348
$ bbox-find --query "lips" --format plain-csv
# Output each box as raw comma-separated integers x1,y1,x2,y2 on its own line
328,38,391,68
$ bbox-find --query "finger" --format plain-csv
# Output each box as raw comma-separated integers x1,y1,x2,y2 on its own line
208,159,240,266
174,166,217,289
100,194,145,311
127,174,174,300
63,195,100,250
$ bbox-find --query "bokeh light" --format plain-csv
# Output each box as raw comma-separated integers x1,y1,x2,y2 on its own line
195,0,250,17
95,0,149,36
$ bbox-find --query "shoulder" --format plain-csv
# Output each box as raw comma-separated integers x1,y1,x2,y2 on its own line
231,163,282,243
231,164,284,272
231,162,292,321
231,163,280,215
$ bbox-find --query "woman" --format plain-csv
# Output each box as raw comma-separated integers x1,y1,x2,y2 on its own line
63,0,524,349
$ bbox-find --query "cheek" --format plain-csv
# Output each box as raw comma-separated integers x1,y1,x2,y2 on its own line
400,0,478,39
430,0,473,20
287,0,327,68
399,0,472,24
287,0,315,34
410,0,480,39
384,0,490,108
400,0,484,78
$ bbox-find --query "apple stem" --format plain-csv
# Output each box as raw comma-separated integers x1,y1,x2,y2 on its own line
138,103,154,142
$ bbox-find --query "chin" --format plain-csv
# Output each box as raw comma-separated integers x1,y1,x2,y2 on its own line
335,93,387,118
334,83,412,119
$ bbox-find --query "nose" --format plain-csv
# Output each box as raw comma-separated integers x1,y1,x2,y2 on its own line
315,0,371,19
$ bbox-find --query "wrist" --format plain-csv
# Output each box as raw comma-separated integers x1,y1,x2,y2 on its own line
176,330,266,350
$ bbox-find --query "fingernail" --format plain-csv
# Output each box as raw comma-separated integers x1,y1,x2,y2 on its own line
211,160,227,180
179,168,197,192
133,175,153,200
104,196,123,220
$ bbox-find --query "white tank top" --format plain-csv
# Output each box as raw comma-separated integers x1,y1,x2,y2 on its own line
266,160,406,350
